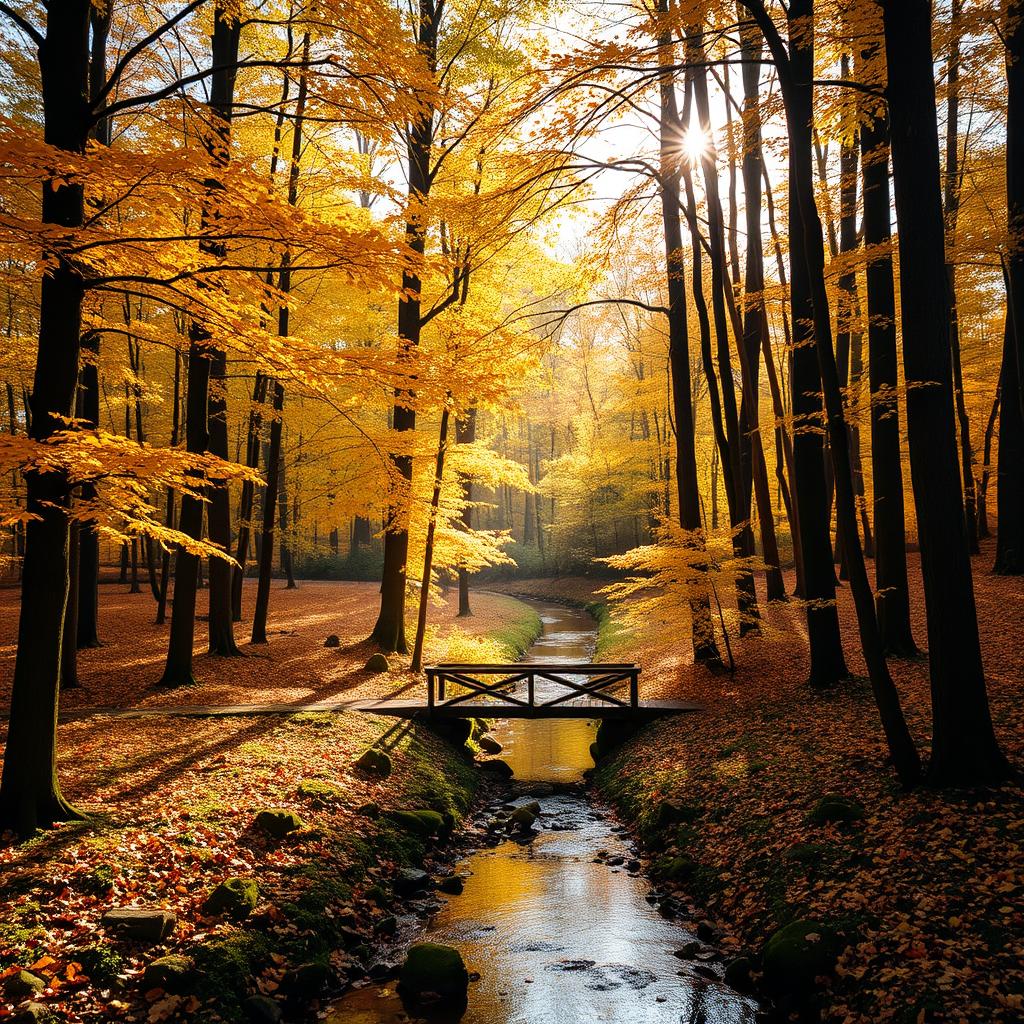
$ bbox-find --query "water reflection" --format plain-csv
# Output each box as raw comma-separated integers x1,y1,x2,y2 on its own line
328,601,757,1024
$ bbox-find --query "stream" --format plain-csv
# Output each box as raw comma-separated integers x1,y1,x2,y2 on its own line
330,600,759,1024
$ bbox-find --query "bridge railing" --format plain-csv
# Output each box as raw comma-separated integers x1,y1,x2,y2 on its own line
423,663,641,711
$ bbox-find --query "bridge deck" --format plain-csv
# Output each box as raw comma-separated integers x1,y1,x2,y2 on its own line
355,698,700,720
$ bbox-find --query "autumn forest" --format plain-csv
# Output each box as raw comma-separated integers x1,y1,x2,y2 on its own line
0,1,1022,1023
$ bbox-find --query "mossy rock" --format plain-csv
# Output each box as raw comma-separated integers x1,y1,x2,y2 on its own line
75,944,125,984
651,798,703,830
521,800,541,816
762,919,843,993
281,961,330,997
387,808,445,838
4,971,45,999
470,718,491,741
807,794,865,826
203,878,259,920
508,806,536,832
478,733,503,754
355,748,392,777
81,863,116,895
478,758,513,779
297,779,343,804
658,855,698,883
357,801,380,818
784,842,829,865
364,653,391,673
243,994,283,1023
431,718,473,747
324,634,341,648
254,809,304,839
398,942,469,1006
723,956,756,993
142,954,195,993
11,1004,50,1024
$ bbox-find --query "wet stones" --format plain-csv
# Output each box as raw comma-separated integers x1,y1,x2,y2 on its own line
438,874,465,895
393,868,431,897
478,733,503,754
398,942,469,1008
478,758,513,779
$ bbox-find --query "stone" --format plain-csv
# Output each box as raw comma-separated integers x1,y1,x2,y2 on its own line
398,943,469,1006
357,801,380,818
4,971,45,999
102,908,177,942
431,718,473,747
651,798,703,830
508,806,536,832
142,954,195,993
478,758,513,779
478,733,503,754
808,795,865,826
253,809,304,839
521,800,542,816
673,941,702,960
394,868,431,897
375,915,397,936
12,1005,49,1024
324,634,341,648
723,956,755,993
297,779,342,804
364,653,390,673
354,748,392,777
438,875,464,895
762,919,843,993
696,920,720,942
243,994,283,1024
387,808,444,838
281,961,330,997
202,878,259,920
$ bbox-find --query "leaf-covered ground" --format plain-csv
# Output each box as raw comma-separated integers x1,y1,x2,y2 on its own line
0,584,539,1022
513,543,1024,1023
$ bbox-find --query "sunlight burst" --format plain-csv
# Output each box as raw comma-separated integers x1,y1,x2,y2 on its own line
682,126,709,164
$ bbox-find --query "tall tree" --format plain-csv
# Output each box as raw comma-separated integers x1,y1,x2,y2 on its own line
880,0,1009,785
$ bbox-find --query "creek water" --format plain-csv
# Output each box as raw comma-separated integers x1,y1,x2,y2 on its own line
330,600,759,1024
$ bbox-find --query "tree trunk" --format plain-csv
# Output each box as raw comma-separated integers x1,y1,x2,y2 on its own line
411,407,450,672
158,6,241,685
858,40,918,656
156,346,182,625
0,0,92,834
456,407,476,616
371,0,439,654
659,16,721,667
881,0,1008,785
978,385,999,539
778,1,847,687
996,315,1024,572
252,380,284,644
232,371,266,620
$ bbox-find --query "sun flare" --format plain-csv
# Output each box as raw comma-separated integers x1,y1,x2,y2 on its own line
682,126,708,164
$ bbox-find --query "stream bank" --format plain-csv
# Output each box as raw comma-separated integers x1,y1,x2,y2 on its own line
329,600,760,1024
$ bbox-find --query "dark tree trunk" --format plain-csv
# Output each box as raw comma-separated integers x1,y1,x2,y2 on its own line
978,386,999,538
996,316,1024,572
738,13,786,602
997,0,1024,572
881,0,1008,785
232,371,266,621
411,407,450,673
659,18,721,667
371,0,439,654
0,0,92,834
158,6,241,685
456,407,476,617
279,450,296,588
156,346,182,625
779,1,847,687
858,41,918,656
689,30,760,634
251,380,284,644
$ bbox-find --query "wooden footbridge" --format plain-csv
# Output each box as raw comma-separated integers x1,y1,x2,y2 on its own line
356,663,700,721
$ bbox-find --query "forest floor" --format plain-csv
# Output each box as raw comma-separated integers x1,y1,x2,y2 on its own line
0,583,540,1023
499,543,1024,1024
0,550,1021,1024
